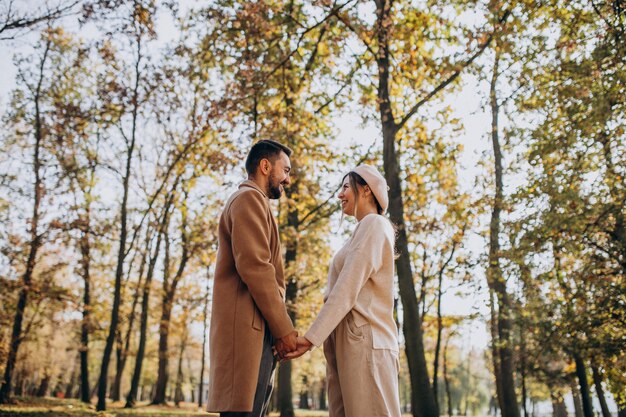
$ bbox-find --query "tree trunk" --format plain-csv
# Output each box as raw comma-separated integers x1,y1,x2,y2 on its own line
319,380,326,410
152,221,173,405
96,34,142,412
490,291,504,416
487,37,520,417
36,373,50,397
520,322,528,417
277,361,294,417
443,334,453,417
174,332,187,407
278,175,300,417
299,386,310,409
571,378,584,417
79,211,92,404
551,392,567,417
111,330,123,400
0,38,50,405
375,1,439,415
591,364,611,417
152,286,171,403
153,190,189,405
198,269,211,408
126,201,170,408
111,255,145,402
433,269,444,406
65,362,78,399
574,353,594,417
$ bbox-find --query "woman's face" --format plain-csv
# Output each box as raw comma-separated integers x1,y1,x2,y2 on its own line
338,177,357,216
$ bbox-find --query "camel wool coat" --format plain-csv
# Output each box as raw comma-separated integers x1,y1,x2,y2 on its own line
207,180,295,412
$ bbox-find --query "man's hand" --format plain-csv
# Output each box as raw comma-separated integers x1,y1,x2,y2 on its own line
282,336,313,361
274,330,298,359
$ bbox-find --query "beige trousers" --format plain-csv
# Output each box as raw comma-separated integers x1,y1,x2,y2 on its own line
323,312,402,417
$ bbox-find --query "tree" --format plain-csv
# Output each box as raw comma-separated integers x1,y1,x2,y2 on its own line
94,1,156,410
0,0,81,40
0,28,54,404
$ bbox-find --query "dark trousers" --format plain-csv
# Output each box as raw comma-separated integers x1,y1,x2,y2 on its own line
221,326,276,417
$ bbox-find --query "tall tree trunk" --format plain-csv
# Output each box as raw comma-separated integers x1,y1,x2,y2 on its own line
487,36,520,417
65,360,78,399
79,204,92,404
126,201,170,408
520,327,528,417
278,178,299,417
153,298,171,404
111,257,145,402
96,33,142,412
433,246,456,407
0,39,50,405
319,379,326,411
574,353,594,417
111,330,123,400
36,373,51,397
375,1,439,416
443,333,453,417
174,329,187,407
152,217,173,406
570,378,584,417
489,290,504,415
153,196,189,405
433,268,444,406
551,392,567,417
299,377,309,409
198,269,211,408
591,363,611,417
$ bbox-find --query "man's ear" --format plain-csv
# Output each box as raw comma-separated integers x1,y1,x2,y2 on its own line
259,158,271,175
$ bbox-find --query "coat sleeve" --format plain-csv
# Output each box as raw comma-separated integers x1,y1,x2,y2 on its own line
229,190,295,339
305,216,388,346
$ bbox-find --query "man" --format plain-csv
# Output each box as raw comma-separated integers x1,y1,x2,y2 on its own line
207,140,298,417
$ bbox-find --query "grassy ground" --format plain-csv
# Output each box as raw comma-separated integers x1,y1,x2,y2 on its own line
0,397,335,417
0,397,214,417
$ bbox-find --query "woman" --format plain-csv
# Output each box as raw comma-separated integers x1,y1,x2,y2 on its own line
284,164,401,417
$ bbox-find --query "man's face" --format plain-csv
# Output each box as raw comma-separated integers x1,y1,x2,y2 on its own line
267,151,291,199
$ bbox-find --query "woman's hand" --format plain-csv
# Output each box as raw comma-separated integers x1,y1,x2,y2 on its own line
281,336,313,361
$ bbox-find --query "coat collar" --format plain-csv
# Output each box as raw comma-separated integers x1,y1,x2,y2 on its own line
239,179,268,198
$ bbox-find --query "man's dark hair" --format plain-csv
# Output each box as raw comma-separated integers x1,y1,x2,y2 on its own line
245,140,292,175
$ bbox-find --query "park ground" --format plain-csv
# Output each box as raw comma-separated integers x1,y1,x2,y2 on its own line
0,397,417,417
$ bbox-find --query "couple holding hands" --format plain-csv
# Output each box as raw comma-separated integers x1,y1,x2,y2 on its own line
207,140,402,417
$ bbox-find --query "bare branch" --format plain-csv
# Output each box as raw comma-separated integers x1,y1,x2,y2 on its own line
396,9,511,131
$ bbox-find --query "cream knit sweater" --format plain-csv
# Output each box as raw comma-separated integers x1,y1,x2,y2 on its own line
305,213,399,351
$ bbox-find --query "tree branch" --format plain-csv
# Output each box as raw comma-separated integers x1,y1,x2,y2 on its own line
396,9,511,131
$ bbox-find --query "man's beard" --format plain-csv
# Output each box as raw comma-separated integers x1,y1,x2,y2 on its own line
268,174,283,199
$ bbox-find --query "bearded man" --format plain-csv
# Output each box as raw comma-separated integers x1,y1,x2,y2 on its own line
207,139,298,417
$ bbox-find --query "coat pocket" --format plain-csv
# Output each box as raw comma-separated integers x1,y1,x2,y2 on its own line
252,305,262,331
345,311,365,341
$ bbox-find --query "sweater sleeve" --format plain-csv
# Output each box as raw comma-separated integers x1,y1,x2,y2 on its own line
305,216,388,346
230,190,295,339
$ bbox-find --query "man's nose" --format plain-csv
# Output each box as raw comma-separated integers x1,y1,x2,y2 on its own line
284,174,291,185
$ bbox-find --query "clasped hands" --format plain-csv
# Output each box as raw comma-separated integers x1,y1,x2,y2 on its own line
273,330,313,362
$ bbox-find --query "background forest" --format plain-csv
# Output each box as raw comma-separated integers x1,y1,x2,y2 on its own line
0,1,624,417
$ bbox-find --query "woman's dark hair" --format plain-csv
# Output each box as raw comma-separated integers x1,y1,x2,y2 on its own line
343,172,383,215
245,140,292,175
340,172,398,257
